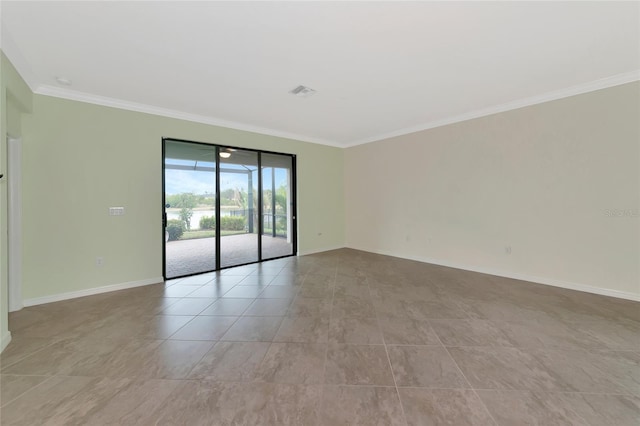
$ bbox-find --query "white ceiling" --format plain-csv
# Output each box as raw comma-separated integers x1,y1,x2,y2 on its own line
1,1,639,147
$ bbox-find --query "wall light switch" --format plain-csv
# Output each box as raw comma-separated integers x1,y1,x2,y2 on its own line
109,207,125,216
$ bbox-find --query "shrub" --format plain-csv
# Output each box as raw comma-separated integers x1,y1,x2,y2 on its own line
199,215,216,230
220,216,246,231
166,219,185,241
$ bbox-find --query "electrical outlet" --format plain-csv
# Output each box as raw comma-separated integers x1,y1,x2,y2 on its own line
109,207,125,216
505,246,512,255
96,256,105,266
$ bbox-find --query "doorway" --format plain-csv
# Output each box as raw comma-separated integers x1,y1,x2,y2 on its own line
162,139,296,279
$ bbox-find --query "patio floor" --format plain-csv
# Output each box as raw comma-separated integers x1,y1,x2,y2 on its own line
165,233,293,278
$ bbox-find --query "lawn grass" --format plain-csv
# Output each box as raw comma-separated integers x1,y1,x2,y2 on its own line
179,230,245,240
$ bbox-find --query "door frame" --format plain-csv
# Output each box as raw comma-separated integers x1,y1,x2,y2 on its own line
162,137,297,280
7,136,22,312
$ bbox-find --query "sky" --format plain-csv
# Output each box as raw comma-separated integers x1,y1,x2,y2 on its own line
165,168,288,195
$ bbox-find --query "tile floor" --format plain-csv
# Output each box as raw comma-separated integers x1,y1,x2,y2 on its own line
1,248,639,425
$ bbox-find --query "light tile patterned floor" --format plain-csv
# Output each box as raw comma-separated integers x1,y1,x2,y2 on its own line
1,249,639,425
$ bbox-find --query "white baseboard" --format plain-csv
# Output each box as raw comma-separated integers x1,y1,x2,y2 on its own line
1,332,12,353
297,245,346,256
347,246,640,302
23,277,165,307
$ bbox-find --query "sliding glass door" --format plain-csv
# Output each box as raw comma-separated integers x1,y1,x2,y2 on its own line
219,148,259,268
163,140,216,278
261,153,295,260
163,139,296,279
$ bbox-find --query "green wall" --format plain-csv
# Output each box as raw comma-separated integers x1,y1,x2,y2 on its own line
1,52,33,350
20,95,345,301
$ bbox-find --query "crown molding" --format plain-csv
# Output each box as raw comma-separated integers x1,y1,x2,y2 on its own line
25,70,640,150
34,85,345,148
344,70,640,148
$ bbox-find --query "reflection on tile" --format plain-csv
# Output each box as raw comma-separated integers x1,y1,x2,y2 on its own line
325,344,394,386
321,386,404,426
160,286,198,297
256,343,326,384
388,346,468,388
244,299,292,316
259,286,299,299
189,341,270,381
168,316,237,340
179,275,215,285
160,298,216,315
399,388,495,426
184,285,227,298
222,286,265,299
238,275,275,286
200,298,252,316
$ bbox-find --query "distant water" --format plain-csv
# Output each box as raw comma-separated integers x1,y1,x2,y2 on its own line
166,209,239,229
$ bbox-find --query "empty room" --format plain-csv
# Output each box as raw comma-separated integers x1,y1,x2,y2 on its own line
0,1,638,425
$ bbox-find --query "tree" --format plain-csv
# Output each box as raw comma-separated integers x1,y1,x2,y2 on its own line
176,193,197,230
179,207,194,230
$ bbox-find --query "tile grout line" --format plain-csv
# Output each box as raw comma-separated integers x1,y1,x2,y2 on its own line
171,272,255,379
0,338,63,371
317,262,338,416
0,374,58,409
430,324,500,426
430,285,502,424
368,273,410,426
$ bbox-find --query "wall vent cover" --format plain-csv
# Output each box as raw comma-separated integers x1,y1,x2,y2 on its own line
289,85,316,98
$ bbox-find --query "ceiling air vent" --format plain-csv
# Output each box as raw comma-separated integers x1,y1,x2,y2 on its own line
289,85,316,98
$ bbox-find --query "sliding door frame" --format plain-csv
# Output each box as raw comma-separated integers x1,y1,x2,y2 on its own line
162,137,297,279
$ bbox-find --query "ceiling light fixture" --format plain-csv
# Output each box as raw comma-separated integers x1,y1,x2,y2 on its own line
219,151,231,159
289,85,316,98
55,76,72,86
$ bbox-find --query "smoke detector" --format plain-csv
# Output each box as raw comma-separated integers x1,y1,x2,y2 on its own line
289,85,316,98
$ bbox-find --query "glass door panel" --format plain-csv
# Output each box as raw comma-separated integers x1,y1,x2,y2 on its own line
163,140,216,278
219,148,259,268
261,153,294,260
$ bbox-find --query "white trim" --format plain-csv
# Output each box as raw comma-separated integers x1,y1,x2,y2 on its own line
297,245,346,256
1,332,12,353
33,85,344,148
22,277,164,307
344,70,640,147
347,246,640,302
7,137,23,312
